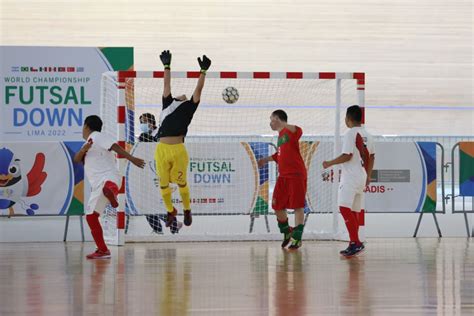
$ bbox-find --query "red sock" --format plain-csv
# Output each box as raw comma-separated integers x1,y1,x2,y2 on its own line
86,212,108,252
339,206,361,244
103,181,119,208
104,181,119,195
352,211,360,228
358,209,365,226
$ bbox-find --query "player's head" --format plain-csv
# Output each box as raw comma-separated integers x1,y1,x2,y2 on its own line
174,94,187,102
139,113,157,133
270,109,288,131
82,115,103,139
345,105,363,128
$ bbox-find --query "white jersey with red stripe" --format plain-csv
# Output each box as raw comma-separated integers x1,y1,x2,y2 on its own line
84,131,121,190
340,126,375,188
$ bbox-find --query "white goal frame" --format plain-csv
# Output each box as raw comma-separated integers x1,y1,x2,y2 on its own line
101,70,366,245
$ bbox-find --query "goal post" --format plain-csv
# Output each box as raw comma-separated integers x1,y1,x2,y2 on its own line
100,70,365,244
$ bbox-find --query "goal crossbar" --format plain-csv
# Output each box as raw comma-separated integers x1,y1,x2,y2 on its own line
101,70,366,245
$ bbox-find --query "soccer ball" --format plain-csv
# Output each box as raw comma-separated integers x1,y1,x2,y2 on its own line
222,86,239,104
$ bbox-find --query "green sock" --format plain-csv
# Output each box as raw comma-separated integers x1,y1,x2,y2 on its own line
277,220,290,234
292,224,305,241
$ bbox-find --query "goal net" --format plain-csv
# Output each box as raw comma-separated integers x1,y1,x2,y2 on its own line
100,71,365,244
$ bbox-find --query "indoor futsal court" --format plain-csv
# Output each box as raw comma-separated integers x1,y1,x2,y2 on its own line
0,0,473,315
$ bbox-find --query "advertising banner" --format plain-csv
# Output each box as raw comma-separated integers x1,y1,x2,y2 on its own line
0,46,133,141
0,142,84,216
125,142,270,215
306,141,437,213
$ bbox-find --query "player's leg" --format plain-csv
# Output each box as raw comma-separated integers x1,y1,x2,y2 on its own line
146,214,163,234
85,189,111,259
276,209,292,248
155,143,176,226
171,144,192,226
102,180,119,208
339,205,361,245
155,213,182,234
354,209,366,242
170,219,183,234
288,208,304,249
338,185,358,249
338,185,363,257
352,192,363,232
342,193,365,257
355,191,366,242
273,177,292,247
288,178,307,250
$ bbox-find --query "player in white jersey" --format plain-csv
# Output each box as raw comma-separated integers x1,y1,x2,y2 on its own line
323,105,375,257
74,115,145,259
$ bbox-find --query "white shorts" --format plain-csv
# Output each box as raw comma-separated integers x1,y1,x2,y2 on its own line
338,183,365,212
87,177,121,215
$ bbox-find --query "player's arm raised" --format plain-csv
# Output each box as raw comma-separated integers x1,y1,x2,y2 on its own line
110,143,146,169
192,55,211,103
160,50,172,98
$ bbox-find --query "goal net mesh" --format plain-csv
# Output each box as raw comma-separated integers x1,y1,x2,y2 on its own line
100,72,360,242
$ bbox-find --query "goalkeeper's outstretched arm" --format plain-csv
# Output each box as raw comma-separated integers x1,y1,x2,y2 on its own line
192,55,211,103
160,50,172,98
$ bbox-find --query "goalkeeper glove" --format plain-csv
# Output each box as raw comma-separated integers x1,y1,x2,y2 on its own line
160,50,172,69
198,55,211,74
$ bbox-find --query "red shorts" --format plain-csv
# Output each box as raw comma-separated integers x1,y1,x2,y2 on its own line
272,177,307,211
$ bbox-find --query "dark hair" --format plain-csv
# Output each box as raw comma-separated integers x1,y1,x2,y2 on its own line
346,105,363,123
84,115,103,132
140,113,157,128
271,109,288,122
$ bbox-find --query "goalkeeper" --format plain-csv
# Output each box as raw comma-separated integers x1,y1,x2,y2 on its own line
155,50,211,228
139,113,183,235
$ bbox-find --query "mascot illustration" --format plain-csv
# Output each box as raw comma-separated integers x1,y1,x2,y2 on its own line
0,148,47,216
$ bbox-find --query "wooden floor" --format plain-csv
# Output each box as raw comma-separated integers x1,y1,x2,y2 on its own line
0,239,472,315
